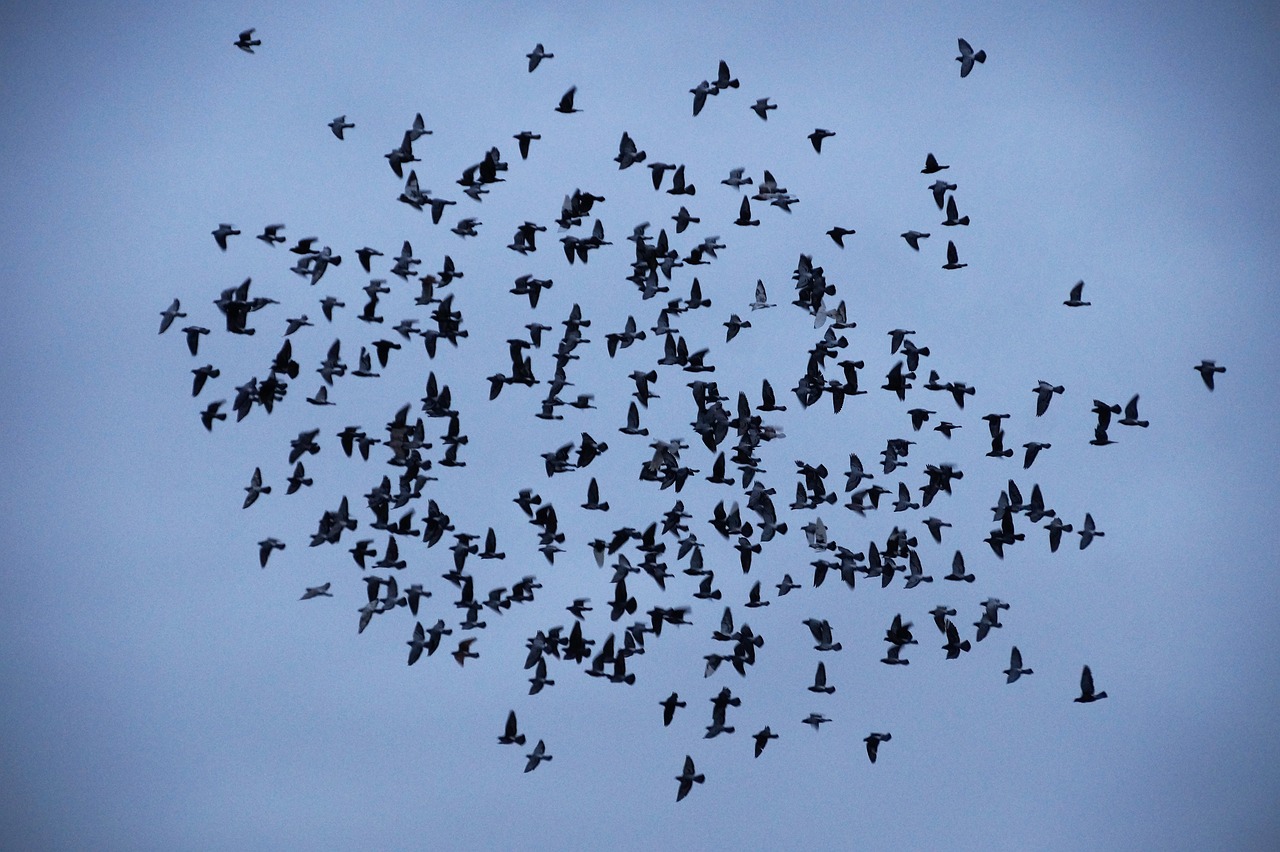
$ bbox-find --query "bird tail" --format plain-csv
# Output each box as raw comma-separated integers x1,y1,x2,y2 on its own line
975,51,987,63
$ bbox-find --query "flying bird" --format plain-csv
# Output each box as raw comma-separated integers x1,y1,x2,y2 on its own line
956,38,987,77
1064,280,1091,307
1075,665,1108,702
864,732,892,763
750,98,777,120
234,28,260,53
328,115,355,139
556,86,581,114
526,43,553,72
1004,646,1033,683
524,739,552,771
808,128,836,152
675,755,705,801
1194,360,1225,390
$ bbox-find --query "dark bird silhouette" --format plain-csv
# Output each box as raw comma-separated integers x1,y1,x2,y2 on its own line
556,86,580,114
234,28,260,53
750,98,777,120
498,710,526,746
864,732,892,763
660,692,687,726
956,38,987,77
675,755,705,801
1064,280,1091,307
1075,665,1108,702
809,128,836,152
524,739,552,771
1194,360,1225,390
753,726,778,757
1004,646,1033,683
328,115,354,139
526,43,553,72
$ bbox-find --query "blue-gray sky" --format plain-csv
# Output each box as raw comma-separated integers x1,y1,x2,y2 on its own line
2,3,1278,850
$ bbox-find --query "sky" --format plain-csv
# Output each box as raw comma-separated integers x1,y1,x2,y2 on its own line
2,2,1279,850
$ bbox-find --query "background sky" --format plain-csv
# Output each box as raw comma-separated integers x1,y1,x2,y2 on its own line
2,2,1278,850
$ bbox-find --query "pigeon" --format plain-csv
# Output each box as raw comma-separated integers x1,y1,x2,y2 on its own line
257,538,285,567
901,230,930,250
750,98,777,120
524,739,552,771
864,732,892,763
328,115,355,139
234,28,260,53
498,710,526,746
1064,280,1091,307
1194,360,1225,390
921,153,949,174
956,38,987,77
808,128,836,152
1075,665,1108,702
1033,381,1065,416
526,43,553,72
660,692,687,726
212,223,240,251
555,86,580,114
1004,646,1033,683
1077,513,1105,549
753,726,779,757
942,240,967,270
299,583,332,600
827,226,856,247
159,299,186,334
675,755,705,801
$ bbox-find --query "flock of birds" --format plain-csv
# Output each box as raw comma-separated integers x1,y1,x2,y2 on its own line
163,30,1228,801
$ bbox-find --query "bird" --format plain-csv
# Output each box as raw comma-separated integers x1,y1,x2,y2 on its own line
921,153,949,174
827,226,856,247
802,713,831,731
234,28,260,53
1194,360,1225,390
159,299,186,334
526,43,553,72
452,638,478,667
212,223,240,251
690,80,715,116
956,38,987,77
930,179,957,209
808,661,835,694
753,726,779,757
498,710,526,746
901,230,930,250
1064,280,1091,307
243,467,270,508
257,538,285,567
1033,381,1065,416
675,755,705,801
1004,646,1033,683
864,732,892,763
513,131,541,160
328,115,355,139
942,195,970,226
524,739,552,771
1118,394,1149,428
750,98,777,120
299,583,332,600
1075,665,1108,702
1077,513,1105,549
808,128,836,152
942,240,967,270
660,692,687,726
555,86,580,114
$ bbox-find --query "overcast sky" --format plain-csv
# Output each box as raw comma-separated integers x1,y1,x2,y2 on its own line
2,2,1278,850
